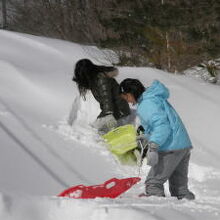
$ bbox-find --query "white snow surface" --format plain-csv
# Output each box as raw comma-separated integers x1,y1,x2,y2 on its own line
0,30,220,220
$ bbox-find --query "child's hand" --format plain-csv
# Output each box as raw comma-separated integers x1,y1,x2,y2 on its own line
147,142,159,166
92,114,117,131
136,134,148,149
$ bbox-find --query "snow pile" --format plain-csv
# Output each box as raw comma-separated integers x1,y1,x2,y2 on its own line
184,59,220,84
0,30,220,220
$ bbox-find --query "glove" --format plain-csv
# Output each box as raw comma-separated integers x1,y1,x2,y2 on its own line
137,134,148,148
104,114,117,130
93,114,117,132
147,142,159,167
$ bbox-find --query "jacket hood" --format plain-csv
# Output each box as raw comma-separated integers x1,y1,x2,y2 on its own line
141,80,169,101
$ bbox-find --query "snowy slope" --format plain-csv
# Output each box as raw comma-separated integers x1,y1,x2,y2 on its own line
0,30,220,220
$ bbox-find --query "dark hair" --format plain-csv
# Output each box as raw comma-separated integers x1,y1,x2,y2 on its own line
119,78,145,101
73,59,115,99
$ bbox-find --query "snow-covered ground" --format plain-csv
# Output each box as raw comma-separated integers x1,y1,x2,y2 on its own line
0,30,220,220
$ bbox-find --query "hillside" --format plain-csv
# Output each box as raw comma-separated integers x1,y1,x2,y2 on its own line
0,30,220,220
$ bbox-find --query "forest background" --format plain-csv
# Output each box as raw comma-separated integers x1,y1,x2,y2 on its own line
1,0,220,72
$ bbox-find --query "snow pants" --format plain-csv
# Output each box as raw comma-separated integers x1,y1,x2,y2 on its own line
145,148,193,198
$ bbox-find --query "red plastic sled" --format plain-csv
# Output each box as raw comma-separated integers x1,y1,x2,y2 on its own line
58,177,141,199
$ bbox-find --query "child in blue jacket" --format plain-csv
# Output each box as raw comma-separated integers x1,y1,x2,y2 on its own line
119,78,195,200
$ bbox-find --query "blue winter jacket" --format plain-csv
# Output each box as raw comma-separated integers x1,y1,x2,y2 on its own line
137,80,192,152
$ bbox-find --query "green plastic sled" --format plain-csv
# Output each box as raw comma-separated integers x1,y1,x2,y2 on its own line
102,124,138,165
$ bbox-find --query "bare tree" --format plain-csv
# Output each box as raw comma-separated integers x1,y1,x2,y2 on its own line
1,0,7,29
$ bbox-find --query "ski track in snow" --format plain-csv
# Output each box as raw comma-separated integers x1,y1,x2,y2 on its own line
0,98,91,186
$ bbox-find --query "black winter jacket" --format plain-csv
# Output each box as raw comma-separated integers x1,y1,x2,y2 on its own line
91,72,130,120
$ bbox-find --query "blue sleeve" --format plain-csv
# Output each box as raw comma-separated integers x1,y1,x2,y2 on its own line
138,100,171,147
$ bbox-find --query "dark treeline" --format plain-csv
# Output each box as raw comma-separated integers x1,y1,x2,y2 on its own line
4,0,220,72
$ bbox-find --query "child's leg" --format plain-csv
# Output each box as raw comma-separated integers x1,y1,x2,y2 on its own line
145,150,187,197
169,149,195,200
145,166,166,197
